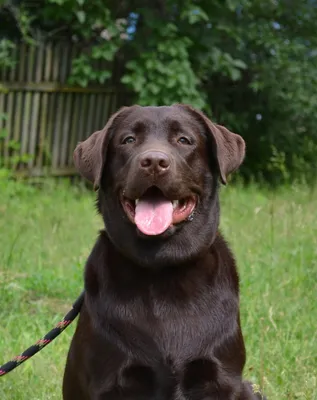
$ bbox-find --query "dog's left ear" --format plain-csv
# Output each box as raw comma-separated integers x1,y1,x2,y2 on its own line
176,104,245,184
73,106,132,190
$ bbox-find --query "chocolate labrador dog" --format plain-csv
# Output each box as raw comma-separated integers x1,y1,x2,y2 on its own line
63,104,265,399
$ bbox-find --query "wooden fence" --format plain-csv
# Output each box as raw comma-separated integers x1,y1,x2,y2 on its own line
0,41,130,176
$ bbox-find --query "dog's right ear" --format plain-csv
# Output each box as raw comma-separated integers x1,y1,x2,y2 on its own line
73,107,130,190
175,104,245,184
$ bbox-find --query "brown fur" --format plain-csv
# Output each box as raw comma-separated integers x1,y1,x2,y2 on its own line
63,104,265,399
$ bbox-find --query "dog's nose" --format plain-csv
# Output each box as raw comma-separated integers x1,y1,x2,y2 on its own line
139,151,171,174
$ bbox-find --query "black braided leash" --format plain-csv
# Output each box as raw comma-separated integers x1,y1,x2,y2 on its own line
0,291,84,377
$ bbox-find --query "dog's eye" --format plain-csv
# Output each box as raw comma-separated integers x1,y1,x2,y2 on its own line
122,136,136,145
177,136,191,145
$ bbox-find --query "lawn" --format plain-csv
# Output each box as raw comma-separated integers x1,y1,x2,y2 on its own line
0,179,316,399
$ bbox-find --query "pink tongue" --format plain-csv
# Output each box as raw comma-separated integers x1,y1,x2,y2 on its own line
135,193,173,236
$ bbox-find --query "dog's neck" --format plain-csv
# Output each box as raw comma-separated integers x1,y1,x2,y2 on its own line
98,228,222,273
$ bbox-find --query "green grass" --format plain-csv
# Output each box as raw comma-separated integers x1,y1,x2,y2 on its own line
0,179,316,399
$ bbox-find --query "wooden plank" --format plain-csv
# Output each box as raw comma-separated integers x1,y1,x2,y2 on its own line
10,42,26,168
106,93,113,125
28,97,40,163
51,92,64,168
60,42,70,84
0,62,6,81
85,93,96,139
27,43,42,167
12,90,23,149
9,43,18,82
66,44,80,166
42,92,54,167
27,43,35,82
60,93,72,167
20,92,32,158
78,93,88,142
0,92,5,162
0,81,125,94
3,92,14,167
111,91,117,116
52,42,61,81
0,43,18,165
97,94,109,132
36,44,45,83
50,42,62,168
33,43,44,168
18,42,26,81
45,43,55,168
37,42,54,167
37,92,49,168
0,40,127,177
94,93,104,132
68,93,80,166
0,43,11,81
45,42,53,81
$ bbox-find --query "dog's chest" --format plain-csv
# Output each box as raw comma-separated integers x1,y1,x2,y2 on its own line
116,290,218,363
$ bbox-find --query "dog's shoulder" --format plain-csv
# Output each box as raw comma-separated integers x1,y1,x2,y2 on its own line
208,232,240,291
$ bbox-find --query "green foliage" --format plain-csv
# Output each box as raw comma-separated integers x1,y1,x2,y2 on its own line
0,39,16,69
38,0,126,87
121,23,205,108
1,0,317,182
0,113,33,177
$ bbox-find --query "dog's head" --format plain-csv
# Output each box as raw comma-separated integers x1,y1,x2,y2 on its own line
74,104,245,267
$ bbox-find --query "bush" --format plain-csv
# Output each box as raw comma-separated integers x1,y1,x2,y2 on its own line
1,1,317,184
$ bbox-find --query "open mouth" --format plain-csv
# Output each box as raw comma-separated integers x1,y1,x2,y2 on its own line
120,187,197,236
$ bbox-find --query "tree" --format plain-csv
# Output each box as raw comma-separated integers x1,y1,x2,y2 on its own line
1,0,317,183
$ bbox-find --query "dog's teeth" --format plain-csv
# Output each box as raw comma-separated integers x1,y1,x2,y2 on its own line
135,199,139,206
173,200,179,209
